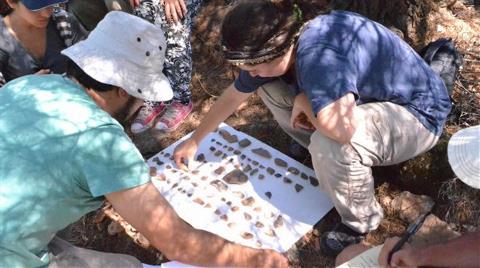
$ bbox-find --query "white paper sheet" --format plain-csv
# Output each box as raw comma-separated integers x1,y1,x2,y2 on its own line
336,245,383,268
149,123,333,253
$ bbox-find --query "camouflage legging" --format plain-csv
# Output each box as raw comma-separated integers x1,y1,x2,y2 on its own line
133,0,203,105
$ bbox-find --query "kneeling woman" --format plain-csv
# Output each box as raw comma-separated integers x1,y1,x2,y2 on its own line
173,0,451,257
0,0,86,86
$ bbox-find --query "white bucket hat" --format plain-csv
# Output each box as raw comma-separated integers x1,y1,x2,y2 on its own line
447,125,480,189
62,11,173,102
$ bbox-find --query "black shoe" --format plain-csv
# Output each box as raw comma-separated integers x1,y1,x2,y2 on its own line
320,223,365,257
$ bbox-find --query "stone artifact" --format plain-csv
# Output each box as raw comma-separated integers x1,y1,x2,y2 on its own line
223,169,249,184
274,158,287,167
294,184,304,192
238,138,251,148
309,176,319,187
210,180,228,192
251,148,272,159
287,167,300,175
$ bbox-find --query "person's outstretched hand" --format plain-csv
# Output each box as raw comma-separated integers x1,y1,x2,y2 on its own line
173,137,198,170
378,237,417,267
163,0,187,23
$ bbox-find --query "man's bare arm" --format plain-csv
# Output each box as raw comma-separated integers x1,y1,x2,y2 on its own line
106,182,287,267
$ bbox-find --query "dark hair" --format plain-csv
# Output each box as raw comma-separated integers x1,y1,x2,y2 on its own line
221,0,307,64
66,58,116,92
0,0,16,16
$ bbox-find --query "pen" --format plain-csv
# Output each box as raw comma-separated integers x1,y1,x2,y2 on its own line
387,210,432,265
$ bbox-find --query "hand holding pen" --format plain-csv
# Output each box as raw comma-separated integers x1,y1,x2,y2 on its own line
378,211,432,267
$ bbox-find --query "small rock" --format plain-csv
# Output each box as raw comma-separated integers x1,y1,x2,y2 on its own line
309,176,319,186
294,184,304,192
258,174,265,180
149,167,157,176
274,173,282,178
196,153,206,162
255,221,264,228
193,198,205,206
241,196,255,206
223,169,249,184
273,215,284,228
283,177,293,184
250,168,259,176
274,158,288,167
252,148,272,159
244,164,253,173
244,212,252,220
288,167,300,175
220,214,228,221
210,180,228,192
238,138,251,148
241,232,254,240
300,172,308,180
214,166,225,175
266,167,275,175
265,192,272,199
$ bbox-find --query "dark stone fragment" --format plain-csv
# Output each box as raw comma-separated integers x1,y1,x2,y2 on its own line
196,153,205,162
244,212,252,220
214,150,222,157
166,165,172,169
309,176,319,186
274,158,288,167
222,153,228,159
209,146,215,152
215,141,222,146
238,138,251,148
266,167,275,175
191,170,199,175
227,147,234,152
219,129,238,143
240,154,246,160
295,184,304,192
241,232,254,240
274,173,282,178
223,145,227,149
244,164,252,173
250,168,259,176
252,161,259,166
233,150,241,155
265,192,272,199
223,169,249,185
300,172,308,180
288,167,300,175
164,153,171,158
258,174,265,180
252,148,271,159
283,177,292,184
220,214,228,221
259,165,265,169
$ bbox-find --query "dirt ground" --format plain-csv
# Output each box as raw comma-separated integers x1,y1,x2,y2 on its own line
59,1,480,267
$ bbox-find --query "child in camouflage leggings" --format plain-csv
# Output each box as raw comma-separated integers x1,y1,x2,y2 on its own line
131,0,203,133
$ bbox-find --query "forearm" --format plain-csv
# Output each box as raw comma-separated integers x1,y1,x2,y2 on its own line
416,232,480,267
167,221,261,266
191,83,252,143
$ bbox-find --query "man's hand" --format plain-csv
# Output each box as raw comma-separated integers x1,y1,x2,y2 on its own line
290,93,316,130
378,237,417,267
173,137,198,170
35,69,50,75
163,0,187,23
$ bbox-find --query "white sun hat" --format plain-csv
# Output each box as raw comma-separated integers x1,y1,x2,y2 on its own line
62,11,173,102
447,125,480,189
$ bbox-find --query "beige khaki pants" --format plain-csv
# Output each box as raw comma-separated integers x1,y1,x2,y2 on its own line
258,80,439,233
48,236,142,268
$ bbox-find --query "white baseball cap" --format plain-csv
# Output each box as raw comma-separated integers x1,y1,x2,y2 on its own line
62,11,173,102
447,125,480,189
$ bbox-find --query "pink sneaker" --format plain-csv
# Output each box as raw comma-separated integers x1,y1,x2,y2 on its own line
131,102,166,134
155,101,193,132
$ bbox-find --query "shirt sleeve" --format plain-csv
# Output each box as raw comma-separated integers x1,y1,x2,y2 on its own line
297,44,359,115
74,125,151,197
234,70,276,93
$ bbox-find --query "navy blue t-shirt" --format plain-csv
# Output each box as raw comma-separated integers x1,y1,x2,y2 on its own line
234,11,451,136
